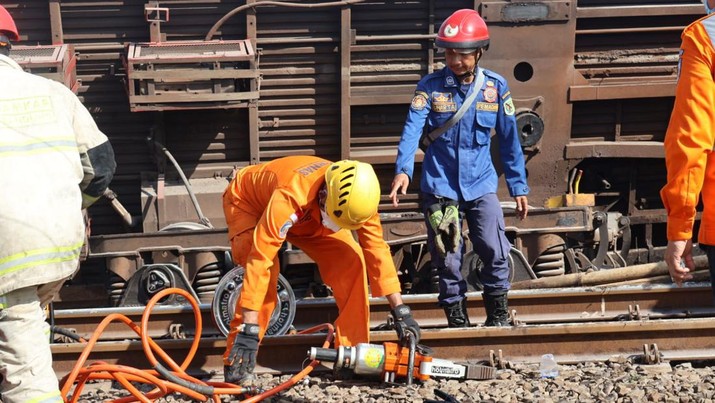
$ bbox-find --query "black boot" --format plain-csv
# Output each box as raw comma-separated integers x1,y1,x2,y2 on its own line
443,298,471,328
483,292,510,327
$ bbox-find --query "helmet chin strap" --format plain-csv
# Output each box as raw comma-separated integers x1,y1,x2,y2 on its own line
456,69,475,82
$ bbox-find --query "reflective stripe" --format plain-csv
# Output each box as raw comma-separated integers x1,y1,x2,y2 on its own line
0,138,76,156
0,242,83,277
27,390,63,403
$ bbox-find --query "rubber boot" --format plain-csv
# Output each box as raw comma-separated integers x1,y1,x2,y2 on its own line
443,298,470,328
483,292,510,327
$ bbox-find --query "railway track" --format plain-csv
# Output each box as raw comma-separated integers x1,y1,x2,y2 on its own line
51,283,715,379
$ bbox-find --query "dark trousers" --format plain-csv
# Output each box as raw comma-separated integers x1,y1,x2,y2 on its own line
422,192,512,306
699,244,715,303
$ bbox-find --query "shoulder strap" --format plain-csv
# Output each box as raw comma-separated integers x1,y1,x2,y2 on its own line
419,68,485,151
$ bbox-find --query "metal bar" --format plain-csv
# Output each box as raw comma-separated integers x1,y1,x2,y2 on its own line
51,315,715,378
49,0,64,45
340,6,351,159
564,141,664,159
576,4,701,18
569,82,675,101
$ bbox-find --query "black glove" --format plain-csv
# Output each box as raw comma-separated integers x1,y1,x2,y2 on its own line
438,203,461,253
391,304,421,344
224,323,260,384
427,203,447,257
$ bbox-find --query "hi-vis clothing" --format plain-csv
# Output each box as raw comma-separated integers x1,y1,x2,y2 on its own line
0,54,115,296
394,67,529,201
0,54,115,403
661,14,715,245
222,156,401,352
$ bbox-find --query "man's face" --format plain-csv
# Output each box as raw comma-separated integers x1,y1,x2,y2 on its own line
444,48,478,78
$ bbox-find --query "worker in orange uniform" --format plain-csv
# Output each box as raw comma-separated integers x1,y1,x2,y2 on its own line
221,156,421,383
661,0,715,293
0,5,116,403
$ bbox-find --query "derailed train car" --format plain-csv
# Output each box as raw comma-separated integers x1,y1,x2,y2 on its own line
5,1,705,312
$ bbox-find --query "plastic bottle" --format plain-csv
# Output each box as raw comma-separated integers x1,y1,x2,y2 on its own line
539,354,559,378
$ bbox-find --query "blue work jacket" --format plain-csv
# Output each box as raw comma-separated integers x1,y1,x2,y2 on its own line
394,67,530,202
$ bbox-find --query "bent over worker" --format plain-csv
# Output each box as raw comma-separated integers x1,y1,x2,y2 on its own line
221,156,421,383
661,0,715,295
0,6,116,403
390,9,529,328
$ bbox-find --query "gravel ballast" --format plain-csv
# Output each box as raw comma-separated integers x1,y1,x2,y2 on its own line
69,359,715,402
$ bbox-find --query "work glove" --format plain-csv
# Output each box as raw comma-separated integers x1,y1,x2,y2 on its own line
438,203,461,253
427,203,447,257
224,323,260,384
391,304,421,344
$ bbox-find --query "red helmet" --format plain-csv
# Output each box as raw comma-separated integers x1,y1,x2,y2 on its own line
435,9,489,52
0,6,18,41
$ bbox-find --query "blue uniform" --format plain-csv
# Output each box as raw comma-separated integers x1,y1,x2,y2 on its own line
394,66,530,303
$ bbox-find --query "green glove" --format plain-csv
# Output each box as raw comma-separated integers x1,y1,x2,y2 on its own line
427,204,447,257
438,203,461,253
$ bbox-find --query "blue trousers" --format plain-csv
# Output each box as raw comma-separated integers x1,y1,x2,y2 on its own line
699,244,715,303
422,192,512,306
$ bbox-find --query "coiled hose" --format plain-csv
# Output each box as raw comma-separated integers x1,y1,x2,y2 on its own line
59,287,335,402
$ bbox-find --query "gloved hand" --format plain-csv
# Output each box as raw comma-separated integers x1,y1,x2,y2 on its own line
224,323,260,384
391,304,421,344
438,203,461,253
427,203,447,257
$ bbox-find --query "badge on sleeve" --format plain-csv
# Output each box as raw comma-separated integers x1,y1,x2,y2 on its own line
504,97,516,116
483,86,498,103
279,213,299,238
410,92,428,111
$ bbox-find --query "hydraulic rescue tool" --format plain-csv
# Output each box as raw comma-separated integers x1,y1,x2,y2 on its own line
308,336,496,384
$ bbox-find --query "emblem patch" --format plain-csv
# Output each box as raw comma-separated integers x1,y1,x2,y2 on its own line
446,76,455,86
483,86,498,103
411,93,428,111
444,24,459,37
504,98,516,116
432,92,457,113
477,102,499,112
279,213,299,238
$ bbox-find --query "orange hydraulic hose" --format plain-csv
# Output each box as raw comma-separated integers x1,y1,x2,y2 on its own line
59,287,335,402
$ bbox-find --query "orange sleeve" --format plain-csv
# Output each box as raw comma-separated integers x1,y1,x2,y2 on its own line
240,188,300,311
661,23,715,241
356,214,402,297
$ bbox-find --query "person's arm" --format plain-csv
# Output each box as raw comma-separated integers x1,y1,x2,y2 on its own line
356,220,422,343
660,25,714,285
355,214,402,298
391,81,432,206
62,82,116,208
494,80,529,200
661,26,715,242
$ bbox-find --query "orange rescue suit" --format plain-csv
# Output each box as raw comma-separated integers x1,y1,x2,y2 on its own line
222,156,402,361
661,14,715,245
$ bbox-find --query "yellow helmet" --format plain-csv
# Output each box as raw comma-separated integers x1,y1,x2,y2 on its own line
324,160,381,230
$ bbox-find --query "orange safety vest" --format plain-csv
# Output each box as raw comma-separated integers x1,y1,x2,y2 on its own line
661,13,715,245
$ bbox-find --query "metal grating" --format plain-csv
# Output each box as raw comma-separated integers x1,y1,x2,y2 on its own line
10,44,79,92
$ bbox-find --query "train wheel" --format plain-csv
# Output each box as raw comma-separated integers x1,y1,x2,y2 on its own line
211,266,297,336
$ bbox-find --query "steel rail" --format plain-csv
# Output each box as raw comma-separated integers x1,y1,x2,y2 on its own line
51,283,715,341
52,316,715,380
